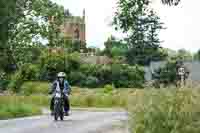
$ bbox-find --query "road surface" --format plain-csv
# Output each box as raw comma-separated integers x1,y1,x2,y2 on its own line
0,110,128,133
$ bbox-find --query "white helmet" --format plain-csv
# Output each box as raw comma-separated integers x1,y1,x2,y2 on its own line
57,72,66,78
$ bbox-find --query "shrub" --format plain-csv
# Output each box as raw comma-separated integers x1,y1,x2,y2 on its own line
153,60,177,87
0,80,10,91
8,63,40,92
20,64,40,80
80,64,100,77
39,52,81,81
96,65,112,86
112,64,145,88
8,71,24,92
111,64,122,87
84,76,99,88
103,84,114,94
79,64,145,88
67,52,81,71
68,71,86,86
39,52,67,81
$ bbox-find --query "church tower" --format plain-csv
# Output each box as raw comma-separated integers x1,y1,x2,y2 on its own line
61,9,86,48
81,9,86,43
83,9,85,22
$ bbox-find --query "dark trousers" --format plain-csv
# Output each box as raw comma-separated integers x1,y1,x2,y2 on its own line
50,96,70,112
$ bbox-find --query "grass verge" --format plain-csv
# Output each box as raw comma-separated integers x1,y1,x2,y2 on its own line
0,97,42,120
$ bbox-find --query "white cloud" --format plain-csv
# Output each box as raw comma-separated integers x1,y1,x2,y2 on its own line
152,0,200,52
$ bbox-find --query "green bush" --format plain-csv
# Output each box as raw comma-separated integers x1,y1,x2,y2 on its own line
8,71,24,92
80,64,100,77
69,71,86,86
39,52,81,81
103,84,114,94
21,82,50,95
129,89,200,133
96,65,112,85
0,80,10,91
153,60,177,87
8,63,40,92
112,64,145,88
20,64,40,80
8,51,144,89
39,52,67,81
84,76,99,88
67,52,81,71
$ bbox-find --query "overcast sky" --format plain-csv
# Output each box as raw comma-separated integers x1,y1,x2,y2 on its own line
53,0,200,52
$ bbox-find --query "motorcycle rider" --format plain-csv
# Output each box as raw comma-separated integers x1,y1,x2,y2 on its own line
49,72,71,116
176,60,190,86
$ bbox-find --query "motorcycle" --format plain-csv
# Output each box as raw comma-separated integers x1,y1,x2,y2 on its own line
176,67,186,88
54,89,65,121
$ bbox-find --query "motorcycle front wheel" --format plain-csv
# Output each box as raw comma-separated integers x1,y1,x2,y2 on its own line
60,112,64,121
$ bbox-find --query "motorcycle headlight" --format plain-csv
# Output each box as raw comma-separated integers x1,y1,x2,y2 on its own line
55,93,61,98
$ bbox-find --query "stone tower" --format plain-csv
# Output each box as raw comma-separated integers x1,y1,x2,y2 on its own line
61,9,86,46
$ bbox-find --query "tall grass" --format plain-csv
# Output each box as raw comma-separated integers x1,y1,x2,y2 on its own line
0,96,42,120
128,88,200,133
0,95,49,107
0,87,130,113
70,89,129,108
0,104,41,119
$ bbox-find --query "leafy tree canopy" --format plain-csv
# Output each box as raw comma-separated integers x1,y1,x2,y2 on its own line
114,0,167,65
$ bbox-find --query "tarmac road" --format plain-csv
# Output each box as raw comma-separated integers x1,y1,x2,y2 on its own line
0,110,128,133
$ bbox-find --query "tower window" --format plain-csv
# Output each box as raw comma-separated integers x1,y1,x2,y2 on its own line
74,28,80,39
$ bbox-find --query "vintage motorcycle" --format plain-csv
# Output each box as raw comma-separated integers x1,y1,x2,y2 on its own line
53,89,65,121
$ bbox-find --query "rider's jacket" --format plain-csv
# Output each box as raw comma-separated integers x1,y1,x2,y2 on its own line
50,80,71,95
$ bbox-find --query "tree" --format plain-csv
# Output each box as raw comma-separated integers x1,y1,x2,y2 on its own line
194,49,200,61
161,0,181,6
0,0,20,73
176,49,193,61
104,36,128,57
0,0,73,75
114,0,166,65
1,0,72,68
